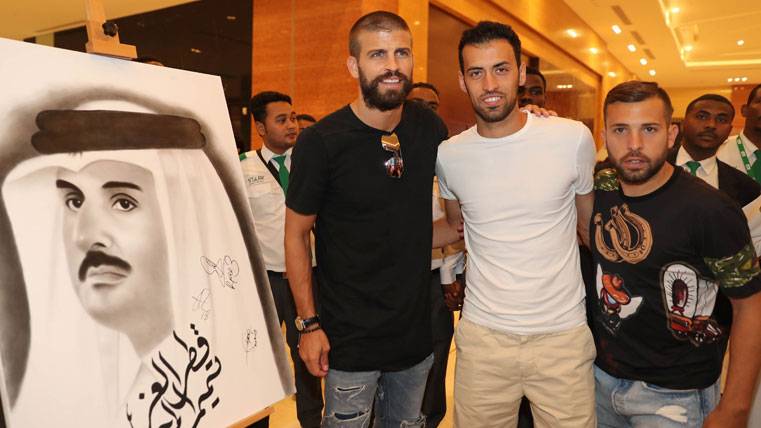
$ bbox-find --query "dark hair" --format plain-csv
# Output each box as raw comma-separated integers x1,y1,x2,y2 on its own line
349,11,410,58
747,84,761,106
525,66,546,89
458,21,521,72
685,94,735,117
249,91,292,123
411,82,439,96
604,81,673,123
296,113,316,122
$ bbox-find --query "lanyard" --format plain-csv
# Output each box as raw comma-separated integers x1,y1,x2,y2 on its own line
736,135,758,181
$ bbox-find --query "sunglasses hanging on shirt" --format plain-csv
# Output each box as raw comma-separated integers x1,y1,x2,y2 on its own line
381,133,404,178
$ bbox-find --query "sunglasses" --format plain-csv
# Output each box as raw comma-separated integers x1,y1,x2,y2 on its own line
381,133,404,178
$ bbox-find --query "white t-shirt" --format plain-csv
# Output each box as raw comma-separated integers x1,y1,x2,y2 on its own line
436,113,596,334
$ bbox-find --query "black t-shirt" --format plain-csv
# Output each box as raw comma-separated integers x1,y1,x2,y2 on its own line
287,101,448,371
589,167,761,389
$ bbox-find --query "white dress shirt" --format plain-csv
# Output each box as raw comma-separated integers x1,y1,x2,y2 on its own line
717,132,759,175
676,146,719,188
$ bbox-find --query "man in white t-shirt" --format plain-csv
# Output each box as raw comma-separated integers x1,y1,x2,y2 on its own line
436,21,596,427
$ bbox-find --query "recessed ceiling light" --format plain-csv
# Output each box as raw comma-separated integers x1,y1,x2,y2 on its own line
627,44,637,52
649,69,656,76
671,7,681,14
734,77,741,82
728,77,733,83
566,29,579,38
414,20,421,26
608,71,617,78
589,47,600,54
683,45,694,52
226,15,237,21
743,77,749,82
190,48,202,54
612,25,622,34
737,39,745,46
640,58,648,65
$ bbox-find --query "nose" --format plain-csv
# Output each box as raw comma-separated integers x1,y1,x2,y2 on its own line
74,203,113,252
384,54,400,73
483,71,498,92
705,117,717,130
627,131,644,152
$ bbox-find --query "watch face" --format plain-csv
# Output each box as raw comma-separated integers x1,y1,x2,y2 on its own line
295,317,304,331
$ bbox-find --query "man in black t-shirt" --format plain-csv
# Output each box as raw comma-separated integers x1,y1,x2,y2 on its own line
284,11,457,428
590,81,761,427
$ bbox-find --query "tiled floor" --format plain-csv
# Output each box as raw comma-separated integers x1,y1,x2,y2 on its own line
269,318,459,428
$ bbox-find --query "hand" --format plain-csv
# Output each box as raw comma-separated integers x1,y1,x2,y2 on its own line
703,404,749,428
443,280,465,311
298,328,330,377
521,104,558,117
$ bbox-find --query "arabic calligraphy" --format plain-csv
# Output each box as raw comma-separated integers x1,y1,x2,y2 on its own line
243,328,258,364
192,288,212,320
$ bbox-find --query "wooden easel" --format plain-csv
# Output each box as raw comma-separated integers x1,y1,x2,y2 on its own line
81,0,277,426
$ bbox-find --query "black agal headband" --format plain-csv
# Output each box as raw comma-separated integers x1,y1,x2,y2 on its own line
31,110,206,154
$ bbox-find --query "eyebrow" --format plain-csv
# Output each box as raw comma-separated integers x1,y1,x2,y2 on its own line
55,179,81,192
102,181,143,191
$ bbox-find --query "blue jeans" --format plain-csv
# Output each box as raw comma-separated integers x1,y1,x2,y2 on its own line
322,353,434,428
595,365,720,427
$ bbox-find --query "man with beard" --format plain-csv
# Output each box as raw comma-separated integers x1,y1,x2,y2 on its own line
436,21,597,427
284,11,459,428
718,84,761,184
590,81,761,427
240,91,323,428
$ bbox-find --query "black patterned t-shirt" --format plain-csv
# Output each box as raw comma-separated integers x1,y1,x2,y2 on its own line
589,167,761,389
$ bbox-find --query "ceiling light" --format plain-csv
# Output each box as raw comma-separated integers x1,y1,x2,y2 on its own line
671,7,680,14
734,77,741,82
728,78,733,83
612,25,622,34
627,44,636,52
414,20,421,26
640,58,648,65
737,39,745,46
683,45,694,52
190,48,202,54
743,77,748,82
649,69,656,76
566,29,579,38
589,47,600,54
226,15,237,21
608,71,617,78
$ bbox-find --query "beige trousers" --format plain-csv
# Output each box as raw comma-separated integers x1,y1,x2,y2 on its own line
454,318,596,428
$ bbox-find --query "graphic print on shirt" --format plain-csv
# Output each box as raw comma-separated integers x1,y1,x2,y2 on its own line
594,203,653,264
595,265,643,334
660,262,722,347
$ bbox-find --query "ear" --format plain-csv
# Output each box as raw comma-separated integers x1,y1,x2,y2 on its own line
741,104,749,119
667,122,679,149
254,120,266,137
347,56,359,79
519,63,527,86
458,71,467,94
600,127,608,151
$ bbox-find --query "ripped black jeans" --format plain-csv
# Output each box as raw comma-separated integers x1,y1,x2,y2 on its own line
322,353,434,428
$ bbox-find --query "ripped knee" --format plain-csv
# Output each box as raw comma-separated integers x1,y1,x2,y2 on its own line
324,408,371,426
400,415,426,427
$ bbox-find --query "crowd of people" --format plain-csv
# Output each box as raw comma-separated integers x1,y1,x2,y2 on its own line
239,10,761,428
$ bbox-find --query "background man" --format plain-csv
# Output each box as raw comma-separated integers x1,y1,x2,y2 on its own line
518,66,546,108
296,113,316,132
241,91,323,428
718,84,761,182
285,11,458,428
437,21,596,427
591,81,761,427
408,82,441,112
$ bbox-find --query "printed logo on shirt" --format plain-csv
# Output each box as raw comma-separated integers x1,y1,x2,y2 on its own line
246,175,267,186
595,265,643,334
660,262,722,347
594,203,653,264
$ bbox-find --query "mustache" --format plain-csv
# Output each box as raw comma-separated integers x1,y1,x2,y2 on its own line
697,131,717,138
371,70,410,86
78,250,132,281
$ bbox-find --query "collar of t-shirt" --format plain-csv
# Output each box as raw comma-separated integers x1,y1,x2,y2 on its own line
261,145,292,171
676,145,718,188
472,110,532,141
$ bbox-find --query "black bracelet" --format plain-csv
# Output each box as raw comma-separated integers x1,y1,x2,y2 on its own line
300,325,322,334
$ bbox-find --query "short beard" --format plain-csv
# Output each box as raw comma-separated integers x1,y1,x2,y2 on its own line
471,91,517,123
359,68,413,112
611,150,668,184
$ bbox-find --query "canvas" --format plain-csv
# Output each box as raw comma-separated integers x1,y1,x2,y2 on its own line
0,37,293,427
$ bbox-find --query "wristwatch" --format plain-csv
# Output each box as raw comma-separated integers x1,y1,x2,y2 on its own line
295,315,320,332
